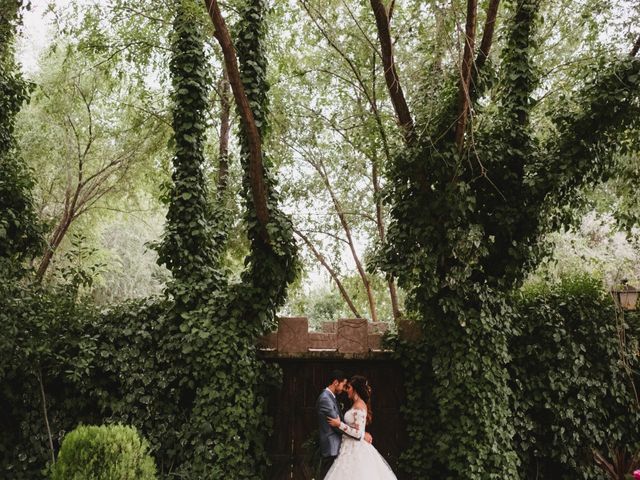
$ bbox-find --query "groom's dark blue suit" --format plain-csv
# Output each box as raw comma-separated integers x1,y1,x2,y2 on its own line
316,388,343,458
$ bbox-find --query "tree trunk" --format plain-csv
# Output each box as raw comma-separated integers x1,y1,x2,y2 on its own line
370,0,414,143
454,0,478,150
35,210,73,281
217,67,231,195
631,34,640,57
203,0,271,241
372,152,401,323
474,0,500,74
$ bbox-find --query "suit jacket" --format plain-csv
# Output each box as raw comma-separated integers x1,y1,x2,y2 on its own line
316,389,343,458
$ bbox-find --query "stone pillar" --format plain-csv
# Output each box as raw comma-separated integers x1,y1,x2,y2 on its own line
337,318,368,353
278,317,309,353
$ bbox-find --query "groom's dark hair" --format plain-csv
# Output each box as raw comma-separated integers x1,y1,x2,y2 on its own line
327,369,347,385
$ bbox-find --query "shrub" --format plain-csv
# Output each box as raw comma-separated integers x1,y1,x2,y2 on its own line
511,274,640,479
50,424,156,480
389,273,640,479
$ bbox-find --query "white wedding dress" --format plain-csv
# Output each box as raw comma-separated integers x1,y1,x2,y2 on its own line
324,407,398,480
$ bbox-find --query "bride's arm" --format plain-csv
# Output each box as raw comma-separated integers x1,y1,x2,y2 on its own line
337,409,366,440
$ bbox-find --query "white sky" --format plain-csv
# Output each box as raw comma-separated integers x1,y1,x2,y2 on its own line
17,0,78,74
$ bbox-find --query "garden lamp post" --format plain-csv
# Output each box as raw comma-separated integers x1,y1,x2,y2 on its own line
611,279,639,311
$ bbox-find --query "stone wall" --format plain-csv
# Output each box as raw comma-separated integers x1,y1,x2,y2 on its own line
258,317,421,354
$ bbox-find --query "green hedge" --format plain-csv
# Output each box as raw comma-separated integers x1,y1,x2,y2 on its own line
3,273,639,479
510,275,640,479
51,425,156,480
390,274,640,479
0,276,280,479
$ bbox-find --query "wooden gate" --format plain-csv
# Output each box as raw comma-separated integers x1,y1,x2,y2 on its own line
262,353,407,480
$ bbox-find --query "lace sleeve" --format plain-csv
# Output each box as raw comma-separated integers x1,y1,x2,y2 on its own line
339,408,366,440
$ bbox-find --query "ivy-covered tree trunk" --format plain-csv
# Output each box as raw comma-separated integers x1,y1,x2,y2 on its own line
0,0,42,274
156,0,298,477
157,0,226,306
380,0,640,477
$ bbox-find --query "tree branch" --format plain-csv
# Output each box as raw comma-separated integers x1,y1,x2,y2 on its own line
203,0,270,242
369,0,415,143
217,66,231,195
473,0,500,75
36,369,55,467
300,0,376,109
294,228,363,318
316,159,378,321
454,0,478,150
632,33,640,57
340,0,381,59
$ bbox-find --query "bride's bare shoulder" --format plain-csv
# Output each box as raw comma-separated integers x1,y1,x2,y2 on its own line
352,400,367,411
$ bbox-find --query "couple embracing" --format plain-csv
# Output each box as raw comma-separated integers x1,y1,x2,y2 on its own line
315,370,397,480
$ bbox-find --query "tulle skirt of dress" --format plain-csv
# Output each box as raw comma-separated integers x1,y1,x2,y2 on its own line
324,437,398,480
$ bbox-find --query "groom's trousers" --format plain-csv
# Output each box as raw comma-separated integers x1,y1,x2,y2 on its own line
319,455,336,479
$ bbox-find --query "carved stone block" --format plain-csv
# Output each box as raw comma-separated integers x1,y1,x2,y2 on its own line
309,332,337,350
337,318,368,353
278,317,309,353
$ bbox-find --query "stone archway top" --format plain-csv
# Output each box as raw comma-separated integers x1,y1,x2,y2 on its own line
257,317,422,355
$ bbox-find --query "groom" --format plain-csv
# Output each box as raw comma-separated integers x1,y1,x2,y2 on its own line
315,370,372,479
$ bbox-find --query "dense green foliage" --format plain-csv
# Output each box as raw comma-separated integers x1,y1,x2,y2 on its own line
511,275,640,479
157,0,225,300
0,279,96,478
1,0,296,478
0,0,42,273
153,0,296,477
50,424,156,480
388,275,640,479
0,277,213,478
1,0,640,478
379,0,640,477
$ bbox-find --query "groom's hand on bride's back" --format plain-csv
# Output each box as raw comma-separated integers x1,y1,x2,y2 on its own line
364,432,373,444
327,416,341,428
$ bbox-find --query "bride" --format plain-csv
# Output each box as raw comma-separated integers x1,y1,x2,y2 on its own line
324,375,398,480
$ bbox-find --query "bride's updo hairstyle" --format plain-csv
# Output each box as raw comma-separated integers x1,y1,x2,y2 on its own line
350,375,373,425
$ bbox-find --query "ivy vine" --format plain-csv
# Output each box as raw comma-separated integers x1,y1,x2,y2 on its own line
154,0,297,477
380,0,640,477
0,0,43,275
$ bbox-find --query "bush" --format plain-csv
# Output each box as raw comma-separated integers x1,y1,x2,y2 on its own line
50,424,156,480
390,273,640,479
511,274,640,479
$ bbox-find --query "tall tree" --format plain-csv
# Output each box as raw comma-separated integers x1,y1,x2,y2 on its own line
20,41,169,282
371,0,640,477
155,0,298,476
